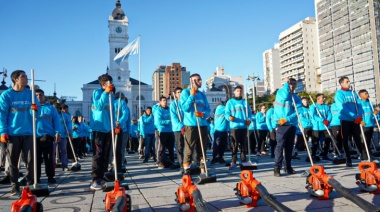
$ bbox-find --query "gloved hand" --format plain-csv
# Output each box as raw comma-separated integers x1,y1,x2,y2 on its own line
114,126,121,134
278,118,287,125
323,120,329,127
181,127,185,135
229,116,235,122
361,121,366,126
116,121,120,128
31,103,38,111
190,88,197,96
195,111,204,118
0,134,9,143
354,116,362,124
105,84,114,93
246,120,251,126
374,110,378,115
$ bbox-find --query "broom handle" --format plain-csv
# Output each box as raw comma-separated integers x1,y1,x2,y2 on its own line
31,69,38,187
107,82,117,180
308,95,341,157
244,84,252,162
172,92,183,123
61,113,78,164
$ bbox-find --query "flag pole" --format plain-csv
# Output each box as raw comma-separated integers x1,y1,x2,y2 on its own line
138,35,141,118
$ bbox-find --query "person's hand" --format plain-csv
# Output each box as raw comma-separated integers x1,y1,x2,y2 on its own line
181,127,185,135
229,116,235,122
283,77,289,83
0,134,9,143
246,120,251,126
354,116,362,124
31,104,38,111
361,121,366,127
190,88,197,95
105,84,114,93
374,110,378,115
114,126,121,134
116,121,120,128
278,118,287,125
195,111,204,118
323,120,329,127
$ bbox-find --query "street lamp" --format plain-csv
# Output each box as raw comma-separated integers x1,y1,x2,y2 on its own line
246,74,260,111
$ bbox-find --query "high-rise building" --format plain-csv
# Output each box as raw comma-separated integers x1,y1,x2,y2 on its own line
263,43,281,95
279,17,321,93
315,0,380,102
152,63,190,101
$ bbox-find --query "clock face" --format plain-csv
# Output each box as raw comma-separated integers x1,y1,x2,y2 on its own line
116,26,122,33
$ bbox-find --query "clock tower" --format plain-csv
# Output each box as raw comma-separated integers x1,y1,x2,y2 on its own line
108,0,131,90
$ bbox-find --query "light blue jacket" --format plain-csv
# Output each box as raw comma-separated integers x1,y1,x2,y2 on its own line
114,98,128,131
214,104,229,132
248,113,257,131
90,88,115,133
58,112,73,138
330,103,340,127
265,108,276,131
225,97,252,130
256,111,268,130
130,123,139,138
154,106,172,133
273,82,302,126
359,99,375,128
36,102,61,137
300,106,313,129
170,100,184,132
310,103,332,131
0,88,41,136
334,89,363,121
180,88,211,127
141,114,155,134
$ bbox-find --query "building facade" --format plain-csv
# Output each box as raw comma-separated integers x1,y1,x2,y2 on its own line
205,66,242,99
263,43,281,95
152,63,190,101
315,0,380,102
279,17,321,93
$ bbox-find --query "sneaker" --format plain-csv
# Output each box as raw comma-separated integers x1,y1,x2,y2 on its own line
346,158,353,167
90,180,102,190
10,187,20,196
284,167,296,175
218,157,226,164
157,163,165,169
229,162,237,170
142,159,148,163
99,178,108,185
63,167,70,172
48,177,57,184
138,155,144,160
183,168,191,175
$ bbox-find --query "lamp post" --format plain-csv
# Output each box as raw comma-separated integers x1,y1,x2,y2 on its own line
246,74,260,111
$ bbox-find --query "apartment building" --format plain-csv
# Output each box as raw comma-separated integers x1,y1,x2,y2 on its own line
315,0,380,102
279,17,321,93
263,43,281,95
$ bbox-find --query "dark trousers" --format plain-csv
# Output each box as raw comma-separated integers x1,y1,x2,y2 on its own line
156,132,175,164
295,127,312,151
37,135,55,180
248,130,258,154
213,130,227,159
257,130,269,152
72,137,81,159
130,137,138,152
274,125,296,169
312,130,331,157
341,120,363,159
362,127,373,160
231,128,247,163
269,129,277,155
331,125,342,153
183,126,208,169
114,132,123,171
7,136,34,188
174,132,184,166
91,131,111,180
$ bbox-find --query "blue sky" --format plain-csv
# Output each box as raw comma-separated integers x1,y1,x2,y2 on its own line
0,0,315,100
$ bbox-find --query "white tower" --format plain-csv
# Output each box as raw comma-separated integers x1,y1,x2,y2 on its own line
108,0,131,94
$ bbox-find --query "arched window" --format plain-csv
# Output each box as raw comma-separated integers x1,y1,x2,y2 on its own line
136,95,145,100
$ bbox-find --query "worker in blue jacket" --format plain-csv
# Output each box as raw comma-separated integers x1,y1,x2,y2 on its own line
310,93,332,161
225,86,251,169
0,70,41,196
297,97,312,153
180,73,211,176
35,89,61,184
358,89,375,161
170,87,185,171
273,78,302,177
255,104,268,156
334,76,363,167
212,101,229,164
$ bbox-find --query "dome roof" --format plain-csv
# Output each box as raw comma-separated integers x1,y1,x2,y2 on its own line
112,0,125,20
